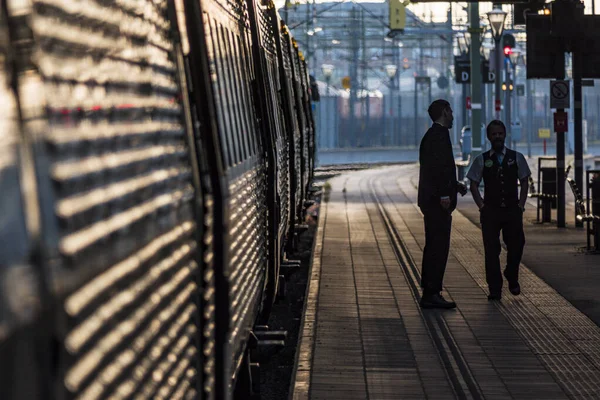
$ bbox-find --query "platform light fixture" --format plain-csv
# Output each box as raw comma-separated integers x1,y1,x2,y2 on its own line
509,46,521,66
481,42,493,60
385,64,398,79
457,33,468,55
487,8,507,41
487,7,507,118
321,64,335,80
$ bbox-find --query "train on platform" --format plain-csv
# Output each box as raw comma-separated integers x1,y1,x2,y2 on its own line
0,0,315,399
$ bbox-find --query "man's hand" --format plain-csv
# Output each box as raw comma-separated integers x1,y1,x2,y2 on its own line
440,197,451,209
457,181,468,196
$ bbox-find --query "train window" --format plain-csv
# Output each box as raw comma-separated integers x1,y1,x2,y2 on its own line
225,31,246,163
207,18,232,168
239,33,256,159
232,33,253,158
217,24,241,167
241,34,260,157
230,30,250,162
218,25,242,165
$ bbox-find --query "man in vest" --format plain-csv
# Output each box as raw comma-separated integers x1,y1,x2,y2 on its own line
466,120,531,300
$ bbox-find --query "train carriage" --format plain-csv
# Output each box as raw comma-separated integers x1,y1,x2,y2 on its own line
245,0,292,317
179,0,269,397
297,56,316,195
0,0,315,398
1,0,211,398
269,17,303,240
0,8,49,399
285,37,310,222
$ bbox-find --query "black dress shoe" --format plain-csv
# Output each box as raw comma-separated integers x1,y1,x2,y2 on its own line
420,293,457,309
508,282,520,296
487,293,502,301
504,271,521,295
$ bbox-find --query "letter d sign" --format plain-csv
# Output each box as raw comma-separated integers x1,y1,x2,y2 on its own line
461,71,469,83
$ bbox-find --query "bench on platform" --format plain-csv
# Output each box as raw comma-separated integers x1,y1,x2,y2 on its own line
566,174,600,252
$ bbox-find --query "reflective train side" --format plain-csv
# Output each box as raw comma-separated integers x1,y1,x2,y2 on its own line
0,0,315,399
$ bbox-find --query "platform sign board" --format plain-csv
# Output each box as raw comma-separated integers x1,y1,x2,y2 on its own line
389,0,406,31
454,56,470,83
554,111,568,133
579,16,600,79
526,16,565,79
550,80,570,109
341,76,351,89
454,56,495,84
538,128,551,138
481,60,495,83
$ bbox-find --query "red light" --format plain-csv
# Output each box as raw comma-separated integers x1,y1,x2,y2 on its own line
503,46,512,56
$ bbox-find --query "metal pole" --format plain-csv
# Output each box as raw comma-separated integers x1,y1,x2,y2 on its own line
494,38,502,119
526,76,532,157
556,67,566,228
513,63,518,151
505,57,512,149
390,81,394,146
469,3,482,159
573,50,583,227
481,82,487,149
349,6,358,147
383,91,387,145
414,79,418,146
462,83,467,129
396,42,401,146
397,75,402,146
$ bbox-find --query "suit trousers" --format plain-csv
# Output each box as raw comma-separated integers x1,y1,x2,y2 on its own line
421,207,452,296
480,206,525,293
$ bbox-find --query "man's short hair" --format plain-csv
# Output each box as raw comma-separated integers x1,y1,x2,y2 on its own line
428,99,451,122
486,120,506,138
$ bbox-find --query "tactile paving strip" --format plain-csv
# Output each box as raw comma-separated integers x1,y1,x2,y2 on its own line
393,164,600,399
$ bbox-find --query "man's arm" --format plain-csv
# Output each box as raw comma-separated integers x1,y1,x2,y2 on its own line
519,177,529,210
470,180,484,210
466,155,484,209
516,153,531,210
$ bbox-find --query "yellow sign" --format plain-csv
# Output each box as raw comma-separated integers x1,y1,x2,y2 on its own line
389,0,406,31
341,76,351,89
538,128,551,138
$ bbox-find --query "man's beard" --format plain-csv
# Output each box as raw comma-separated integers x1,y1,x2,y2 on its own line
492,139,504,151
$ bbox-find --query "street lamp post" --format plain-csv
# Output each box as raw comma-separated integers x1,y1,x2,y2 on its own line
321,64,334,150
481,41,493,151
508,47,521,149
385,64,398,145
481,42,493,131
487,7,507,120
457,33,469,128
523,53,532,158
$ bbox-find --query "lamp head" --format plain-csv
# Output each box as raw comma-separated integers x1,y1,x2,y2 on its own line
487,8,507,41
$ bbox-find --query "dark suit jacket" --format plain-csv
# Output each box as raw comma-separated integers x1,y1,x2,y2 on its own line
417,123,458,212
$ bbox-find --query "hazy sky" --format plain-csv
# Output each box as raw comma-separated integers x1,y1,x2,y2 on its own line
274,0,600,25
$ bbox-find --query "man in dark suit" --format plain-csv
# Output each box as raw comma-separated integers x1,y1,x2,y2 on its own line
418,99,467,309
